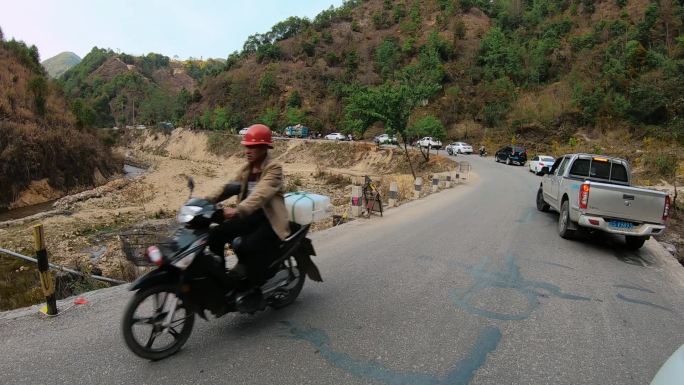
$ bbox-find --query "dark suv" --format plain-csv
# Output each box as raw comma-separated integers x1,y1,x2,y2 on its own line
495,146,527,165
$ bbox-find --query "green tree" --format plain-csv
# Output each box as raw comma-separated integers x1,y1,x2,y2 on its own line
287,90,302,108
27,75,47,115
71,98,96,128
259,68,277,96
260,107,280,128
201,109,213,130
376,38,400,80
213,106,229,130
408,115,446,160
285,107,306,125
345,50,359,75
322,30,333,44
344,80,440,178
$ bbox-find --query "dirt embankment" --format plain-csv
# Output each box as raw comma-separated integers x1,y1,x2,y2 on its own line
0,128,457,282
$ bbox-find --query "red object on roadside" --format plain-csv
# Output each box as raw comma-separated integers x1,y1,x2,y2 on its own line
74,297,89,305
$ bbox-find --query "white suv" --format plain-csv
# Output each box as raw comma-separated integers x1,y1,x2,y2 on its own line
416,137,442,149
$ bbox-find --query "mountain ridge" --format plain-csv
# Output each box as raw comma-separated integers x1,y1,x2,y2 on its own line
41,51,81,78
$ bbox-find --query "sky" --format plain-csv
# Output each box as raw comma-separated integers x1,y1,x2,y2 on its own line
0,0,345,61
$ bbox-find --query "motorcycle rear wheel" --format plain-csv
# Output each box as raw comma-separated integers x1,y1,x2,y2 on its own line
122,284,195,360
269,257,306,309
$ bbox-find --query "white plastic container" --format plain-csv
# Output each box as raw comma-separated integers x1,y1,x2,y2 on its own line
284,192,332,225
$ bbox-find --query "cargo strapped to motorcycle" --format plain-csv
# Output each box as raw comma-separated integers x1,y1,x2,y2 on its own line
287,192,315,224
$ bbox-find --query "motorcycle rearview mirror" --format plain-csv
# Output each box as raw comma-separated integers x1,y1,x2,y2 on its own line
187,176,195,198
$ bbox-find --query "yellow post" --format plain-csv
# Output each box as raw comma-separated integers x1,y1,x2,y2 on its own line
33,224,57,315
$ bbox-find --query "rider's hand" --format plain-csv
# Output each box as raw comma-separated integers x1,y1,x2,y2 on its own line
223,207,238,220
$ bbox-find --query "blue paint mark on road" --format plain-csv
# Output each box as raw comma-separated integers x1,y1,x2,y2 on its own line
283,321,501,385
541,261,574,270
515,207,535,224
614,284,655,293
450,254,591,321
616,293,673,313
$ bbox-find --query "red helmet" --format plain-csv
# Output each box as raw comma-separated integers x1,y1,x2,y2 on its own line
241,124,273,147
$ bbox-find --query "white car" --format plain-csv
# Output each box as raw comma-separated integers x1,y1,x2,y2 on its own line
325,133,346,141
238,127,249,135
374,134,398,145
528,155,555,174
446,142,473,155
416,137,442,149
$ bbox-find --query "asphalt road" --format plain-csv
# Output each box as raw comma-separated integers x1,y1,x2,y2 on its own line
1,154,683,385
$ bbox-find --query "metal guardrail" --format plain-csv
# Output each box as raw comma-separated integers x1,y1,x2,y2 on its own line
0,246,126,285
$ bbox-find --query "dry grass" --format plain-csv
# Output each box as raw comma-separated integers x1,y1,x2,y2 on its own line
508,82,574,127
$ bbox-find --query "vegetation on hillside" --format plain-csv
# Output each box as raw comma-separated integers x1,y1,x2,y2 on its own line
0,27,120,209
186,1,683,151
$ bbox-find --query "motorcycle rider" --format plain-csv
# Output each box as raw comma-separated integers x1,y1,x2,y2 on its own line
206,123,290,310
479,144,486,156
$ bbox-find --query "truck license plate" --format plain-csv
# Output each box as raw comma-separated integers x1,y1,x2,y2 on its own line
609,220,633,229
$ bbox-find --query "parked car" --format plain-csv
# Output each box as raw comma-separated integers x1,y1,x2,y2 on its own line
238,127,249,135
325,133,346,141
495,146,527,165
416,137,443,149
446,142,473,155
536,153,670,249
529,155,555,174
374,134,398,145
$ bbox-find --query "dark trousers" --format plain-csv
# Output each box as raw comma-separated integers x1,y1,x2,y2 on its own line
208,210,280,287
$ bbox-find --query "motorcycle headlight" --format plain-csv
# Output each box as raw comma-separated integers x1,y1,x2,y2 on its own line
177,205,202,223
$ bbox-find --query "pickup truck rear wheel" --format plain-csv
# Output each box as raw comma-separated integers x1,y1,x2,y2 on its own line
558,200,575,239
536,188,550,212
506,157,511,165
625,236,647,250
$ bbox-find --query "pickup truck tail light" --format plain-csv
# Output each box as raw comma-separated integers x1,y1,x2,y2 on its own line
579,184,590,210
663,195,671,221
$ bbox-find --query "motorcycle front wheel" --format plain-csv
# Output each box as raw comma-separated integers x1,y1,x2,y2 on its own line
122,284,195,360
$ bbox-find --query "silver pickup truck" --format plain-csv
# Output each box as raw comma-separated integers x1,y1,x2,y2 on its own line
536,153,671,249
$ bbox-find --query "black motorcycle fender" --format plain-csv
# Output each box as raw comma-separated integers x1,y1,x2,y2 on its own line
293,238,322,282
129,268,179,291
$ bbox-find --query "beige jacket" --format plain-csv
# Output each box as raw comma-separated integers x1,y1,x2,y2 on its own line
209,155,290,240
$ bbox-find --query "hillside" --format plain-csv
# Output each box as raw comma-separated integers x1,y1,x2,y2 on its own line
0,32,121,210
59,48,225,128
183,0,681,183
41,51,81,78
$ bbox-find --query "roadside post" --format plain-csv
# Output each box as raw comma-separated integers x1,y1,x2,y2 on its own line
33,224,57,315
414,177,423,199
351,185,363,217
439,173,447,189
432,174,439,193
388,181,398,207
445,173,452,188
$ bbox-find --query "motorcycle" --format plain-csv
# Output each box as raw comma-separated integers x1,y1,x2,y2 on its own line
479,149,487,157
120,177,320,360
